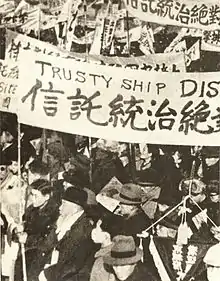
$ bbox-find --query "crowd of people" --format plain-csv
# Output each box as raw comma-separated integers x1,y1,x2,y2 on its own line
1,112,220,281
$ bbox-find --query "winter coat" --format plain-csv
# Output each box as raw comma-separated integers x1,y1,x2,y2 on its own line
90,245,112,281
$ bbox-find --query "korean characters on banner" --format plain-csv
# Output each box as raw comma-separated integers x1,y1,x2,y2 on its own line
0,59,18,113
17,53,220,146
125,0,220,30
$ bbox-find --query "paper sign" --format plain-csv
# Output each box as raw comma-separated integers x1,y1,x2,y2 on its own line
0,59,18,113
16,52,220,146
201,30,220,52
125,0,220,30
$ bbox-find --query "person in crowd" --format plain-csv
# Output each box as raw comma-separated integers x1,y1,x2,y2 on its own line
44,140,69,182
153,194,178,238
90,212,120,281
114,182,160,280
115,183,152,238
179,178,218,241
27,159,50,185
1,171,27,224
91,139,128,194
37,187,96,281
62,156,90,189
156,145,193,204
1,114,36,167
202,147,219,182
203,242,220,281
207,180,220,230
13,178,61,281
103,235,158,281
0,122,17,163
62,168,96,206
207,180,220,204
0,158,10,183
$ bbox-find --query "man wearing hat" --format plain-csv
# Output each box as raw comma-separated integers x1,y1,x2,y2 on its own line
178,178,218,241
104,235,157,281
115,183,152,239
203,243,220,281
114,183,160,279
37,187,96,281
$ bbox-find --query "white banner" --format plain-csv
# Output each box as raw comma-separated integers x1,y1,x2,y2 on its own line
16,53,220,146
5,29,72,62
0,59,18,113
91,52,186,72
125,0,220,30
5,30,186,72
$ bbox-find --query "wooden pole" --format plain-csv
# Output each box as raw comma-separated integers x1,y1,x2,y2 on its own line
88,137,93,188
127,143,136,182
83,0,89,62
37,3,41,40
17,122,27,281
125,10,130,56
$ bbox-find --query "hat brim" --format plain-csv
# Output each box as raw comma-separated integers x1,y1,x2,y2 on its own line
104,248,143,266
114,194,142,205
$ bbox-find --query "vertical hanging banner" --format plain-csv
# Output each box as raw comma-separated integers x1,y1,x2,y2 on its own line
16,52,220,146
0,59,19,113
125,0,220,30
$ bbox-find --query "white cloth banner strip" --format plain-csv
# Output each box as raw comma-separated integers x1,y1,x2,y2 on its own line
5,29,71,62
124,0,220,30
0,59,19,113
5,30,186,72
17,52,220,145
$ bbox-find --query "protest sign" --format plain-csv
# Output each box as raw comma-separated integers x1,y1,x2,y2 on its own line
201,30,220,52
0,59,18,113
125,0,220,30
16,52,220,146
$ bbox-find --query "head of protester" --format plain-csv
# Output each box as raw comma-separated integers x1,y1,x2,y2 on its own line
28,159,50,185
104,235,144,281
179,178,207,205
203,243,220,281
117,183,144,217
207,180,220,204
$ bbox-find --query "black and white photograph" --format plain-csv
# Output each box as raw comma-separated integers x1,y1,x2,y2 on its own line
0,1,220,281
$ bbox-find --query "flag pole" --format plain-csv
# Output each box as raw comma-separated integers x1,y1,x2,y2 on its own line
83,0,89,62
18,121,27,281
125,10,130,56
38,1,41,40
64,0,72,49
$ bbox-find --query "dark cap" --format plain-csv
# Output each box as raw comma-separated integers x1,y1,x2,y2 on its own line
62,187,88,207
